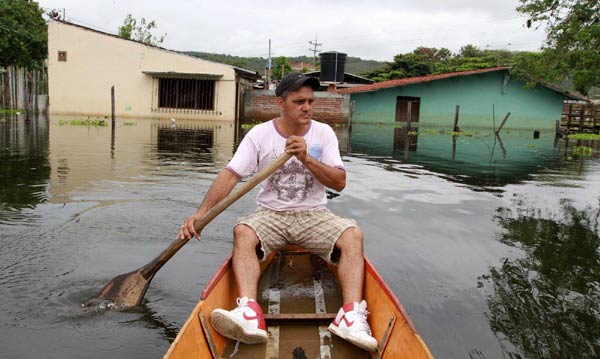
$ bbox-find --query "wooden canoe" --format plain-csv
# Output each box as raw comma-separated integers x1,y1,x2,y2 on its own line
164,245,434,358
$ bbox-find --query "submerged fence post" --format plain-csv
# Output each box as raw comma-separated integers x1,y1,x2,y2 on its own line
453,105,460,132
111,86,116,157
111,86,115,127
495,112,511,135
452,134,457,160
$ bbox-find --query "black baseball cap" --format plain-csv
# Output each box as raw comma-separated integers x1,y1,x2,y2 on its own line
275,72,320,97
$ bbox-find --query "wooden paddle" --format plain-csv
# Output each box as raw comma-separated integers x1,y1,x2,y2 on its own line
86,152,293,308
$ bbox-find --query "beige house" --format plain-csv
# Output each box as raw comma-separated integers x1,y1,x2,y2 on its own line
47,21,258,121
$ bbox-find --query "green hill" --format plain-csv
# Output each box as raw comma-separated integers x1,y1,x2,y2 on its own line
184,51,386,77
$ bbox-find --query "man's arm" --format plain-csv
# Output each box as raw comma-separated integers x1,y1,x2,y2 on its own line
285,135,346,191
178,168,240,240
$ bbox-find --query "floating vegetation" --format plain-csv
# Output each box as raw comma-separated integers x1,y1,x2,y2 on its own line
422,129,441,135
526,144,537,148
447,130,474,137
0,108,20,115
59,119,108,126
567,133,600,141
572,146,593,156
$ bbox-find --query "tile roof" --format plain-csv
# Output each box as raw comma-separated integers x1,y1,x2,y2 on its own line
336,66,588,101
337,67,510,94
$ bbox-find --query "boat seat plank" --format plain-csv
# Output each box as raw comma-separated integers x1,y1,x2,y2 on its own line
264,312,337,322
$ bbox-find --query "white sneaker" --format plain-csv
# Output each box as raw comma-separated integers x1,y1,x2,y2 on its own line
328,300,378,352
210,297,267,344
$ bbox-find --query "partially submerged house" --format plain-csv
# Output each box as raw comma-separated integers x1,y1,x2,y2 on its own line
339,67,587,131
47,21,259,121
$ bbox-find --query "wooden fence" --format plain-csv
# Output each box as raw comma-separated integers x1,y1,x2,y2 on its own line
0,65,48,115
561,102,600,134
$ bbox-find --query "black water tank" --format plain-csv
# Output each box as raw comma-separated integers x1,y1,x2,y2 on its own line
319,51,346,82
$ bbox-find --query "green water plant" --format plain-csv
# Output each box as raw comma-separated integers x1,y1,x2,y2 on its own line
572,146,593,156
567,133,600,141
59,119,108,127
0,108,20,115
447,130,474,137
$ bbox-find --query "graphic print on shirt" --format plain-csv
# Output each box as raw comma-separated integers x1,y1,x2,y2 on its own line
308,143,323,161
267,158,315,202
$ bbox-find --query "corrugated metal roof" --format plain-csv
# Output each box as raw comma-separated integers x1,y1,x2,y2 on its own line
337,66,588,101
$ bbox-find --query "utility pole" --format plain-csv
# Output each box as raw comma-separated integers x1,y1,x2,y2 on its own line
308,33,322,65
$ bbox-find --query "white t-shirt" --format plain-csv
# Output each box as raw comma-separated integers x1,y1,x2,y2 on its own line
226,119,345,211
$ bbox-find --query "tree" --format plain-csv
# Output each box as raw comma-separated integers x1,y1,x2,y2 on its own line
517,0,600,95
118,14,166,46
364,46,499,82
459,44,487,58
0,0,47,68
271,56,292,79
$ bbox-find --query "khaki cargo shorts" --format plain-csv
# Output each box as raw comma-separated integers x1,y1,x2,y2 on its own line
235,208,359,264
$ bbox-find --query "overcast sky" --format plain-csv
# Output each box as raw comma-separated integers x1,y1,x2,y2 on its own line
36,0,547,61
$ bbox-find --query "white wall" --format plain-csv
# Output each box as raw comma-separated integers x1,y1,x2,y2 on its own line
48,21,239,121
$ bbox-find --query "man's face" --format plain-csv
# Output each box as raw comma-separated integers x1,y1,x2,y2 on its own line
277,86,315,125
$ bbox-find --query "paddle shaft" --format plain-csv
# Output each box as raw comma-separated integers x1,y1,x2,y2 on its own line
139,152,292,279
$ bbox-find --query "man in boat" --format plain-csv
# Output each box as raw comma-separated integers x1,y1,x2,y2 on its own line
178,72,378,352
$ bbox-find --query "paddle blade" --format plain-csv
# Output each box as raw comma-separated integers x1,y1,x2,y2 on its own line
85,269,150,308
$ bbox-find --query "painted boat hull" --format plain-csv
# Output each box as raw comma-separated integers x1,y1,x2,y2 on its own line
164,246,434,358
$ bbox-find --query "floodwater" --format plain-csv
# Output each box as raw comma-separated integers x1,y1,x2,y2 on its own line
1,115,598,359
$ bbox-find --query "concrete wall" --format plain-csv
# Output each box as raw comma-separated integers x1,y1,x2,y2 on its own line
243,90,350,124
47,21,241,121
350,71,567,130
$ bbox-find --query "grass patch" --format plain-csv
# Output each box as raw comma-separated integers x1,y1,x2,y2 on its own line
59,119,108,127
567,133,600,141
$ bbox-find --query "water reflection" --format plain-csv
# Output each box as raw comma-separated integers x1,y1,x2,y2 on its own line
0,116,50,222
350,123,563,187
481,200,600,358
155,124,213,154
47,117,235,203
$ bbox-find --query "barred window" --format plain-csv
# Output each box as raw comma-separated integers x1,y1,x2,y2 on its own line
158,78,215,110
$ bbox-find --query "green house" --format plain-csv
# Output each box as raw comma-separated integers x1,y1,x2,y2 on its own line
340,67,585,131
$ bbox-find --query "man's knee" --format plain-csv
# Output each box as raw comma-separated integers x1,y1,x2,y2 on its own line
233,224,259,248
336,227,364,251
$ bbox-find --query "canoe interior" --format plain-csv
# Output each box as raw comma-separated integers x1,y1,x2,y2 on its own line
164,246,434,359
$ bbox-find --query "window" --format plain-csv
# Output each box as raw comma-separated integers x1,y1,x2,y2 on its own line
158,78,215,110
